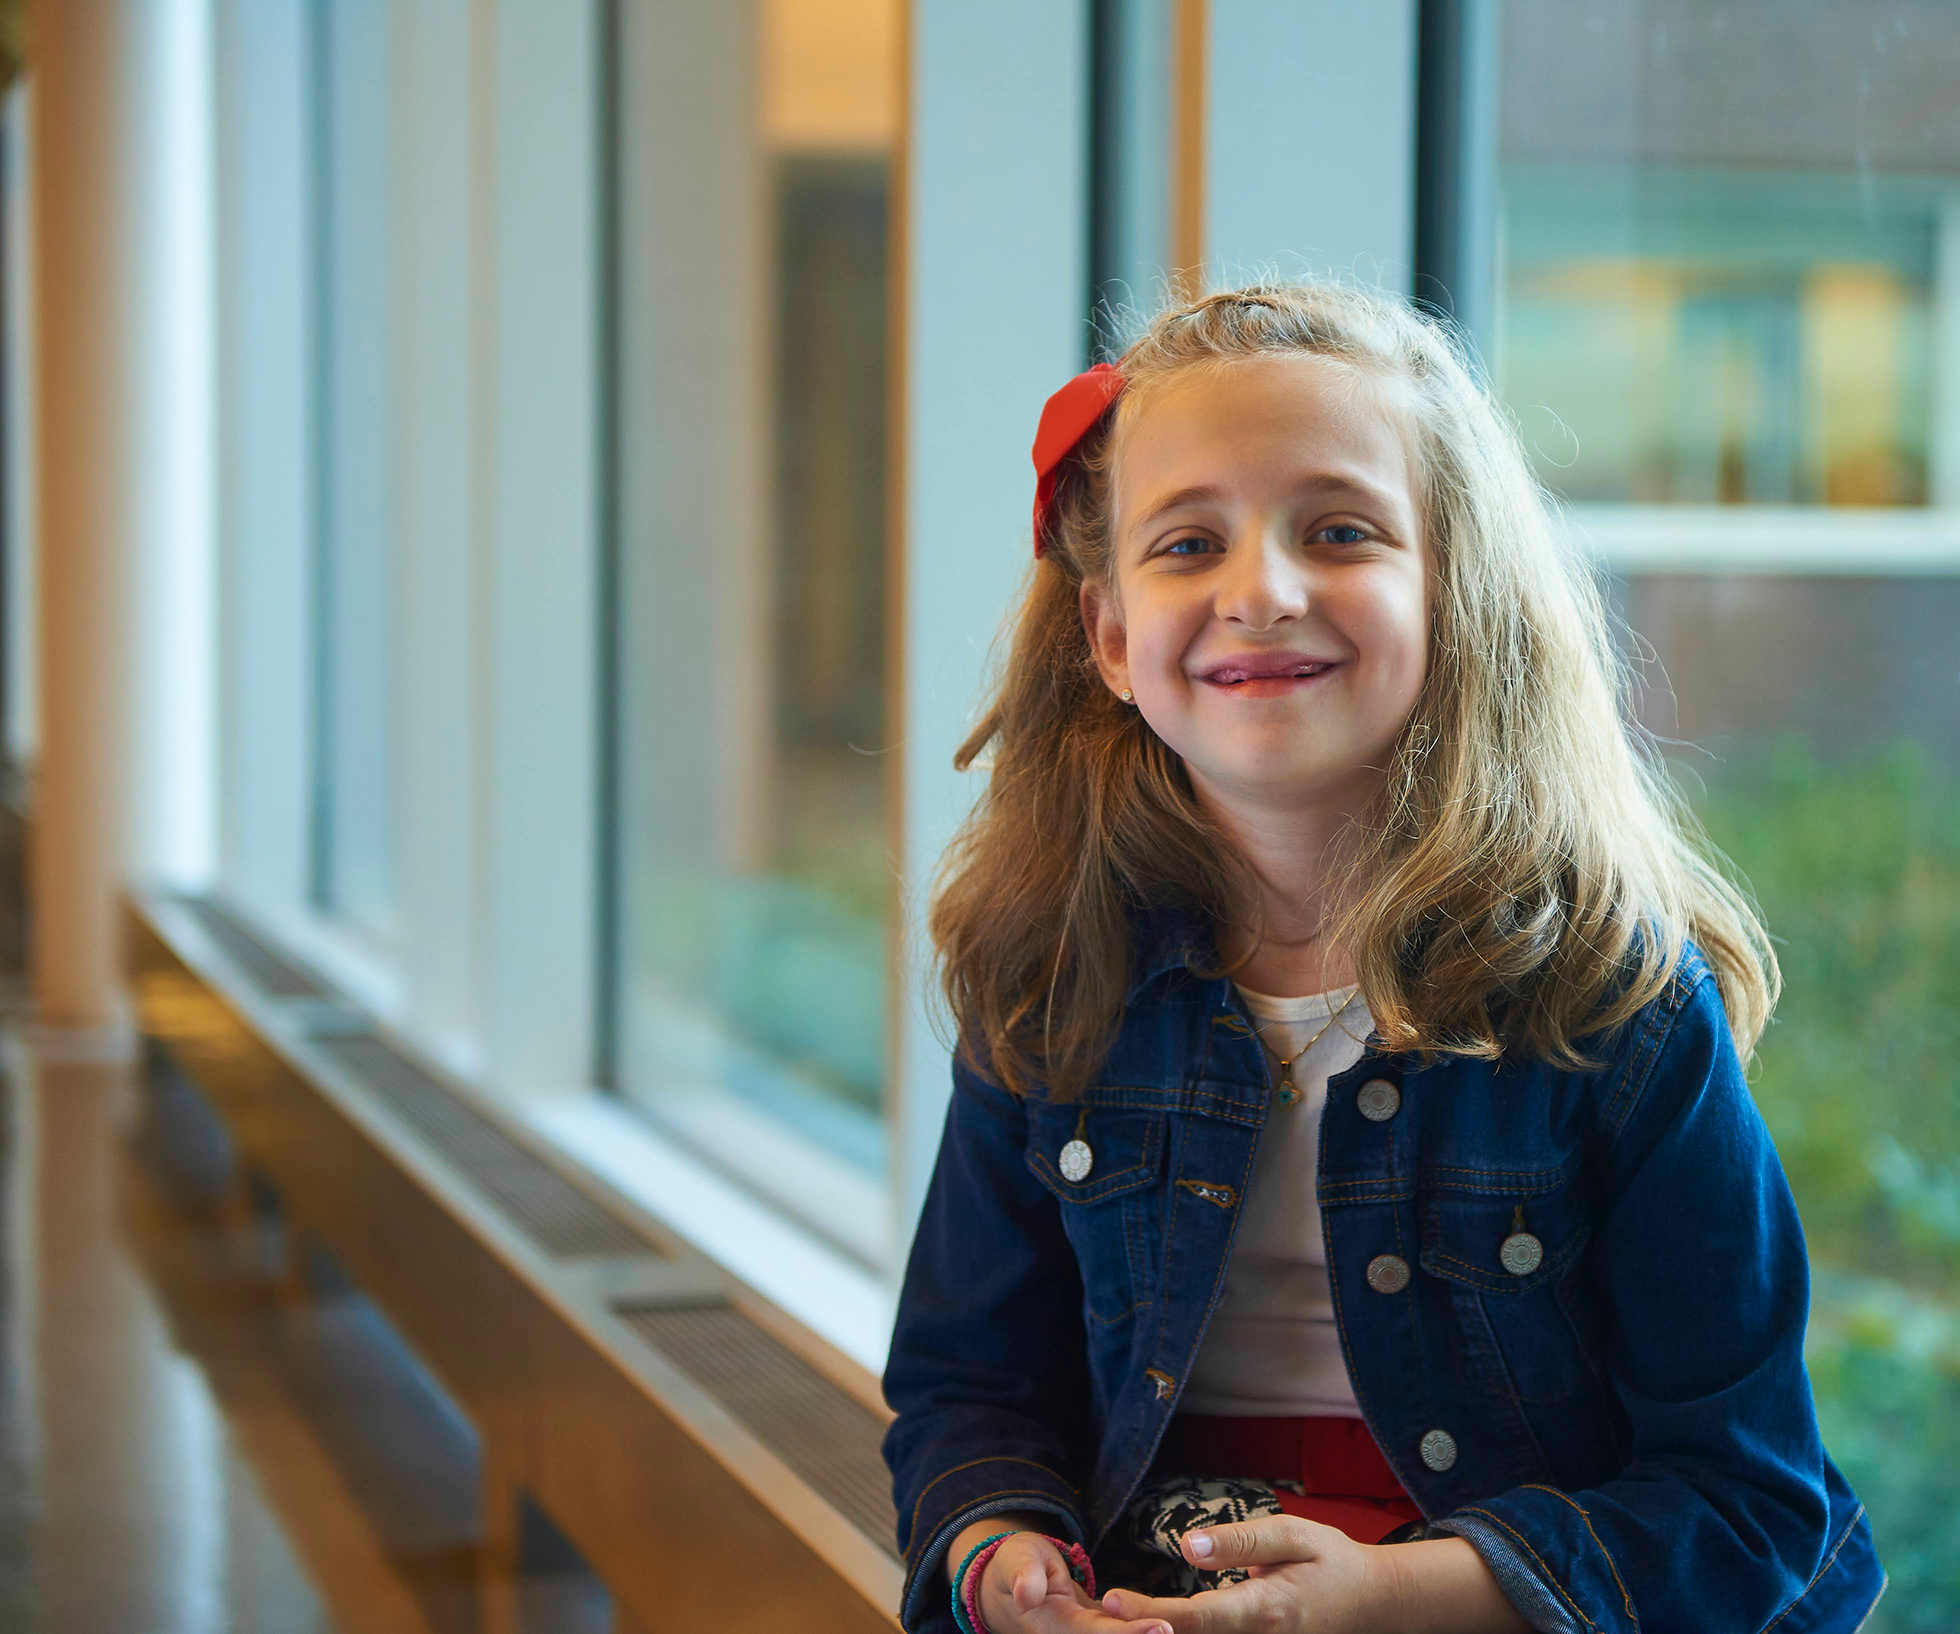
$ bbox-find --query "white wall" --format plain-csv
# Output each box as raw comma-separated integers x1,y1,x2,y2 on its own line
896,0,1093,1238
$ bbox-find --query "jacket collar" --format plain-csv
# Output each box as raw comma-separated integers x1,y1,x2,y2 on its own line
1124,896,1219,1003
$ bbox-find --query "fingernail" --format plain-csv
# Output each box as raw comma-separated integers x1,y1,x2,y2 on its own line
1188,1530,1214,1559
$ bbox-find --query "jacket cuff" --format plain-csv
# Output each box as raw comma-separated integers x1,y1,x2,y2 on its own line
1429,1512,1586,1634
898,1456,1085,1633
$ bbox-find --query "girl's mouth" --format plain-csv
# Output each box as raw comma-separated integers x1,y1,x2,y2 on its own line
1201,663,1337,696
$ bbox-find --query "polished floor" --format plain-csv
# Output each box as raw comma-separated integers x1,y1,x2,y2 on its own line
0,1029,614,1633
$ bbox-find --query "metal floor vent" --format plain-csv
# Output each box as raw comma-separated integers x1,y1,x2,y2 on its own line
614,1302,897,1557
313,1034,659,1262
178,898,333,1000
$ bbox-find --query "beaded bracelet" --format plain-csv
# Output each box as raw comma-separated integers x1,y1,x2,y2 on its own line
950,1531,1097,1634
949,1533,1011,1634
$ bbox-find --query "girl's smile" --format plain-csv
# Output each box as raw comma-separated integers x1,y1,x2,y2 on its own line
1196,650,1340,689
1083,351,1431,820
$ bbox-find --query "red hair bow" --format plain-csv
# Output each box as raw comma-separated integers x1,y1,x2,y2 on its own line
1031,362,1125,557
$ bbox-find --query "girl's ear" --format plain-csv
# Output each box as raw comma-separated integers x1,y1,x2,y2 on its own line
1078,575,1130,698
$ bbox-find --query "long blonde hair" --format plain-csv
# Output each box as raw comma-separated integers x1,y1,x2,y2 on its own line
931,280,1777,1100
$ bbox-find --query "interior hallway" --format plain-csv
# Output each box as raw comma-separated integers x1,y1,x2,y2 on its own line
0,819,611,1632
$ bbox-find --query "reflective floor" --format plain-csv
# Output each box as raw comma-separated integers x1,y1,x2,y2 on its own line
0,1032,611,1634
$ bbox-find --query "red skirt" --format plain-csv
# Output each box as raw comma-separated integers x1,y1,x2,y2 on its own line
1151,1414,1423,1544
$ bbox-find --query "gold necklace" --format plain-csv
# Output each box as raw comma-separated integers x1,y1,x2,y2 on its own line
1252,988,1358,1107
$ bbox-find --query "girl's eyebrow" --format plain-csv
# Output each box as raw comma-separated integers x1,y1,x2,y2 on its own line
1127,483,1223,536
1126,471,1404,539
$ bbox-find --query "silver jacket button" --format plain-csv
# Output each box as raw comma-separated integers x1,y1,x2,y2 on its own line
1356,1079,1401,1121
1500,1231,1543,1275
1059,1139,1094,1183
1419,1429,1458,1472
1366,1254,1411,1294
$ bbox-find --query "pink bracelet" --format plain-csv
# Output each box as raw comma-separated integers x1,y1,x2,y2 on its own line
960,1533,1097,1634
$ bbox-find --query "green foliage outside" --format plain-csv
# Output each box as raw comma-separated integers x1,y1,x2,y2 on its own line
1688,740,1960,1631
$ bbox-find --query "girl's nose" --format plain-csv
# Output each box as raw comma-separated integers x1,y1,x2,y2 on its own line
1214,524,1310,628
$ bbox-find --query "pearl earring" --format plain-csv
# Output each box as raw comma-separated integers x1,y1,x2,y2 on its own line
1118,689,1134,704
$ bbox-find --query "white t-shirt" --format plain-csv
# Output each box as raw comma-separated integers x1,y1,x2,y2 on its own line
1180,981,1373,1418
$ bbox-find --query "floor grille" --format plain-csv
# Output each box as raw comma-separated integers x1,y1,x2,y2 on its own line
313,1035,658,1262
178,899,333,1000
613,1301,897,1557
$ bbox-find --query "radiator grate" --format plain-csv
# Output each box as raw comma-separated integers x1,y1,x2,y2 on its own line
178,899,333,999
314,1035,658,1262
613,1302,897,1557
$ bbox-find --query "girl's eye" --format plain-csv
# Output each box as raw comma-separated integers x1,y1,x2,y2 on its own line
1317,524,1370,546
1162,535,1212,556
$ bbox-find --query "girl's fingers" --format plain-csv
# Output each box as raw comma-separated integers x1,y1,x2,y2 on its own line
1030,1601,1172,1634
1179,1513,1329,1569
1012,1554,1048,1609
985,1536,1165,1633
986,1535,1059,1606
1101,1582,1267,1634
995,1577,1169,1634
1100,1589,1191,1629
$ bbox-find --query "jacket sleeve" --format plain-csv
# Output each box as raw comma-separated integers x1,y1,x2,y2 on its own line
1430,969,1865,1634
882,1057,1095,1633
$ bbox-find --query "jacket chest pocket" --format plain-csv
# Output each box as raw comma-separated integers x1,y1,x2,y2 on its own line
1418,1184,1600,1404
1026,1104,1166,1327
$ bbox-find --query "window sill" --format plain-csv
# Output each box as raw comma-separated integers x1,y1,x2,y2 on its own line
246,897,407,1028
1561,503,1960,573
521,1090,896,1377
214,890,898,1377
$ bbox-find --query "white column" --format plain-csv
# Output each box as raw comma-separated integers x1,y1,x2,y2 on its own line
30,0,138,1029
896,0,1092,1239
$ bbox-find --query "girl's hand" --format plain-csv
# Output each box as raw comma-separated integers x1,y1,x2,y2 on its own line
1097,1516,1396,1634
976,1532,1176,1634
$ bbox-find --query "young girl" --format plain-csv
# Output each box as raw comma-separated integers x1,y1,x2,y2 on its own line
881,282,1884,1634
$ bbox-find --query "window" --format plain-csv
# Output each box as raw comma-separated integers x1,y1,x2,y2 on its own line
610,0,901,1265
1497,1,1958,522
1491,6,1960,1625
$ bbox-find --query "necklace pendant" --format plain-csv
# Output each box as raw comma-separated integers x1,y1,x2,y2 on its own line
1276,1077,1300,1107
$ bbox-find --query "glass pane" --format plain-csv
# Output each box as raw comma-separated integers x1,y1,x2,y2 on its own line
613,0,899,1262
312,0,394,932
1495,6,1960,1625
1497,2,1957,509
1616,576,1960,1629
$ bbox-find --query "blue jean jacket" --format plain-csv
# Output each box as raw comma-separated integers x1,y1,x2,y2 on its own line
882,908,1885,1633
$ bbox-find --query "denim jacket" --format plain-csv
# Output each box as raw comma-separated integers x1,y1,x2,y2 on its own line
882,905,1885,1633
